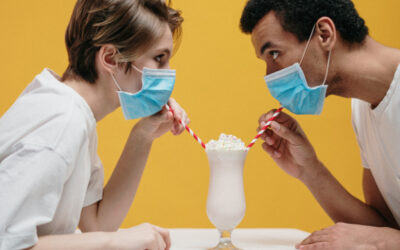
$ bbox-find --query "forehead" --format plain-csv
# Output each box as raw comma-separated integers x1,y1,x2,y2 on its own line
151,23,174,52
251,11,299,56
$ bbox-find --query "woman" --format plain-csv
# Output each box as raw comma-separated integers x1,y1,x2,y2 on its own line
0,0,188,249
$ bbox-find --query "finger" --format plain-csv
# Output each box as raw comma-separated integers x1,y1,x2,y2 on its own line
262,130,282,150
181,113,190,128
168,98,184,120
299,234,331,246
153,226,171,250
171,121,183,135
270,121,302,145
297,242,329,250
260,133,267,141
153,108,173,121
178,121,185,134
260,110,296,126
258,109,285,126
184,115,190,126
259,129,273,141
155,231,165,250
262,142,282,158
258,110,276,125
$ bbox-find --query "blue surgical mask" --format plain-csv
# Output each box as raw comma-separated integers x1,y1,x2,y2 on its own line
264,25,332,115
111,65,176,120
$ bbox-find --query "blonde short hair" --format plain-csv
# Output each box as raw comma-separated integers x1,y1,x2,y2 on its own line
62,0,183,83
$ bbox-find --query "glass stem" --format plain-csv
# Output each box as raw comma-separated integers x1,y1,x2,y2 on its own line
219,230,233,246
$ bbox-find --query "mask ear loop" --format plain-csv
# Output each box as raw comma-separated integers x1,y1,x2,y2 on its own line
131,64,143,74
322,50,332,86
110,73,122,92
299,24,332,86
111,50,123,92
299,24,316,65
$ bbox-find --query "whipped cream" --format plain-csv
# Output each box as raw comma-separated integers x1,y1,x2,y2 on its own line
206,133,247,151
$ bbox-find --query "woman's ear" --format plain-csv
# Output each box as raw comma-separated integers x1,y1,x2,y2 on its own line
97,44,119,75
316,17,336,52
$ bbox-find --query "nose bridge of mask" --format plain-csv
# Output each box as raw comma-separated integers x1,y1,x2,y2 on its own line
132,65,176,91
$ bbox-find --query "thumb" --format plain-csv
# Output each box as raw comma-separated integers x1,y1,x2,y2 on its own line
270,121,302,145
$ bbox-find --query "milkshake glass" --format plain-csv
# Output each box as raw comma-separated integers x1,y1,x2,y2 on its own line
206,134,248,250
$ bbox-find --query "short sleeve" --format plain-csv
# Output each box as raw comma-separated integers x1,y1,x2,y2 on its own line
0,143,69,250
351,99,370,169
83,154,104,207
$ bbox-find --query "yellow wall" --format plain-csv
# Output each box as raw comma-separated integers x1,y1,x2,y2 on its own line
1,1,400,233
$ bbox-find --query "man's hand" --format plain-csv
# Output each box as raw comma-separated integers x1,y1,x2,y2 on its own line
296,222,400,250
135,98,189,142
258,110,322,182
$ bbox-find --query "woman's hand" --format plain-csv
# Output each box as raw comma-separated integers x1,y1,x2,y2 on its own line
110,223,171,250
134,98,190,142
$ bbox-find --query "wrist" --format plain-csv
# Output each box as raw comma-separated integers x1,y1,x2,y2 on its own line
107,232,119,250
299,158,328,186
131,122,154,145
376,227,400,250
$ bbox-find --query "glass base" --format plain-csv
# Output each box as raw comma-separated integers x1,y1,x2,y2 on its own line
208,242,242,250
208,230,242,250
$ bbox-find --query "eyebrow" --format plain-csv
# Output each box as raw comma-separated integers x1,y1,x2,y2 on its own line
158,48,172,58
260,41,277,56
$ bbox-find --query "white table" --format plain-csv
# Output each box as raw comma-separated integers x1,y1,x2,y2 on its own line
170,229,310,250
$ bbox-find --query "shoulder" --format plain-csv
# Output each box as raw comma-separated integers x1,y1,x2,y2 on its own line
0,69,96,163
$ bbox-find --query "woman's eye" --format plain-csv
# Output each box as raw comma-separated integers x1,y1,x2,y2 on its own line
270,51,279,60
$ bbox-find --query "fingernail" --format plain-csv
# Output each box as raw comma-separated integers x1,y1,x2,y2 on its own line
271,121,280,131
261,121,266,127
266,136,274,145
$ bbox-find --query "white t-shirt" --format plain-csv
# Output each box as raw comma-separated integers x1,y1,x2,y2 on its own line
352,64,400,225
0,69,104,250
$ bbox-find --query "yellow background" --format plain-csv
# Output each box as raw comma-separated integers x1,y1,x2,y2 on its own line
1,1,399,233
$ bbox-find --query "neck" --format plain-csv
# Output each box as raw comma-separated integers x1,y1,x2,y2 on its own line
329,37,400,108
63,76,118,122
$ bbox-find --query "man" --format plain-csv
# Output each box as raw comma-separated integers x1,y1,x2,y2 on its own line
240,0,400,249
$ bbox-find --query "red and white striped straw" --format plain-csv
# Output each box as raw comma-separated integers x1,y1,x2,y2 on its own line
165,104,206,149
247,107,284,149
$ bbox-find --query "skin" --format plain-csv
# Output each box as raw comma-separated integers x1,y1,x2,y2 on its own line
251,11,400,250
29,24,188,250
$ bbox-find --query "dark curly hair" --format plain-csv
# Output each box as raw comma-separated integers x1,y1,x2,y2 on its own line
240,0,368,44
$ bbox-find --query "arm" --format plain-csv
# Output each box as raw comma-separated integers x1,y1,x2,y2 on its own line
28,223,170,250
79,124,153,232
302,161,390,226
363,168,399,228
79,99,188,232
259,110,393,227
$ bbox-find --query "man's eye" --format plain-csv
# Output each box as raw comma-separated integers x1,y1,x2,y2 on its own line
270,51,279,60
155,54,164,63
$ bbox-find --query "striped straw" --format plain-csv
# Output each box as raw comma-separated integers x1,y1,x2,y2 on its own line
165,104,206,149
247,107,284,149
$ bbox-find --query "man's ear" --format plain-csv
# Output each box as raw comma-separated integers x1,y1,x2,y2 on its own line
97,44,119,75
316,17,336,52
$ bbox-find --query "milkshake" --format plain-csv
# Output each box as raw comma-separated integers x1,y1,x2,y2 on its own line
206,134,248,250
